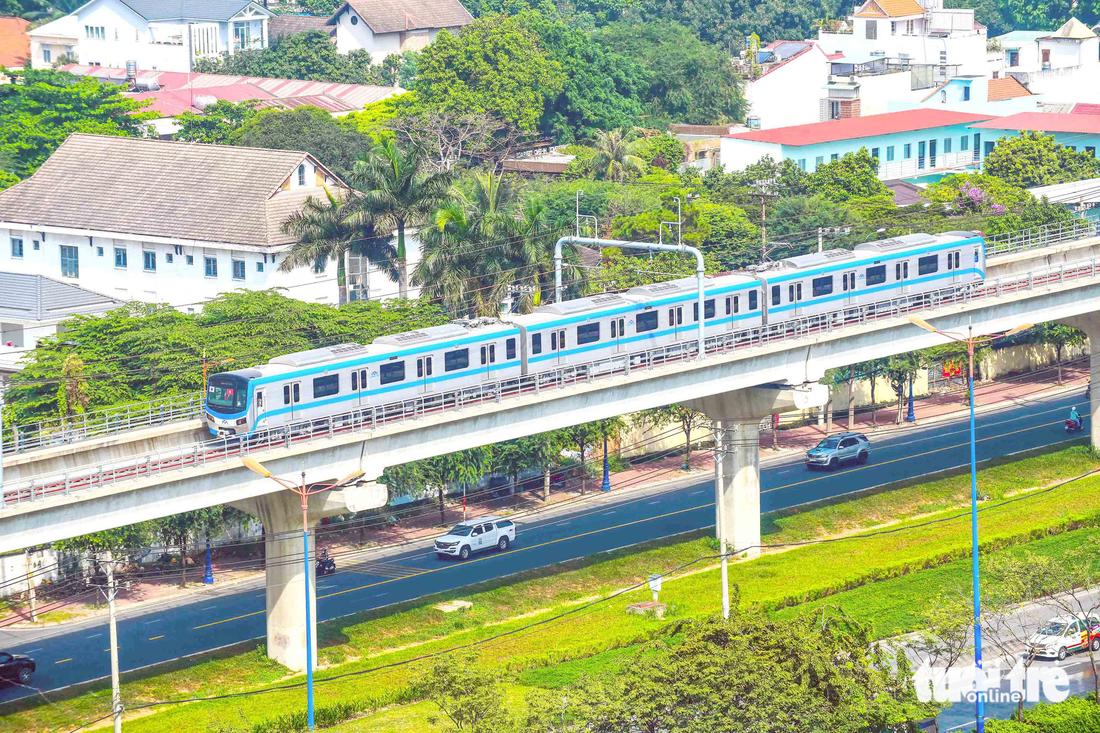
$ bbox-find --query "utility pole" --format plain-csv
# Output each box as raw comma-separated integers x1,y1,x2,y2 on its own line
753,178,779,262
102,551,123,733
713,421,729,620
25,548,37,623
1,377,6,492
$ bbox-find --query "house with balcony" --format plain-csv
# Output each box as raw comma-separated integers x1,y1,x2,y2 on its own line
818,0,987,76
720,108,996,181
894,75,1040,114
28,0,274,72
0,134,408,310
991,19,1100,103
328,0,473,62
968,113,1100,159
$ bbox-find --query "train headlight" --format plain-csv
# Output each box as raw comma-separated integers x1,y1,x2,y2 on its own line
236,418,248,426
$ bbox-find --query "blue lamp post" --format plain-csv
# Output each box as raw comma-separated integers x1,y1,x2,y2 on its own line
601,435,611,492
242,458,363,732
910,316,1030,733
906,371,916,422
203,534,213,584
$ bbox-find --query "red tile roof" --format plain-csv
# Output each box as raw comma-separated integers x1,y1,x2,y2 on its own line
969,112,1100,134
725,109,997,146
1072,103,1100,116
0,16,29,68
987,76,1032,101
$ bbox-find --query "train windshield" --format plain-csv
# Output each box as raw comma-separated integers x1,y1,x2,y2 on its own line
207,375,249,414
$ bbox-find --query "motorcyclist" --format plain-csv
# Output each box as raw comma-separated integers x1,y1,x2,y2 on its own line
1070,406,1082,429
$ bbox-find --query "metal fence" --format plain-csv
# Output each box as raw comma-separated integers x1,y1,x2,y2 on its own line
2,392,204,457
3,218,1099,459
985,219,1100,256
7,255,1100,507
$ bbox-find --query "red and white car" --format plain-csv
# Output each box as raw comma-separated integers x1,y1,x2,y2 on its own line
1026,614,1100,660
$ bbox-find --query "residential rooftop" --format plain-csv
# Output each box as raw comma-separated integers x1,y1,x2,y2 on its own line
329,0,472,34
969,112,1100,134
725,109,997,147
0,272,124,323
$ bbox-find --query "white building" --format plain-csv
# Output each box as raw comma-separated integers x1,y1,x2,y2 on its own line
742,41,832,129
328,0,473,61
991,19,1100,104
28,0,274,72
818,0,987,76
0,134,408,311
889,75,1040,115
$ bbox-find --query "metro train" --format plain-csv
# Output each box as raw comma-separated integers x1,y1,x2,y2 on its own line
204,231,985,436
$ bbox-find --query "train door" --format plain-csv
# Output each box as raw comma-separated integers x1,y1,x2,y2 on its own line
788,282,804,317
351,368,368,405
945,249,961,284
895,260,911,295
252,388,266,425
610,316,627,352
416,355,434,394
481,343,500,380
842,270,858,306
550,329,566,365
667,305,684,340
283,381,302,419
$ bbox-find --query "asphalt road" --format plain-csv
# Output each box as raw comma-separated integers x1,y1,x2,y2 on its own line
0,386,1087,705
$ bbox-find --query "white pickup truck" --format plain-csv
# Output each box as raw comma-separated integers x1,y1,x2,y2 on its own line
434,516,516,560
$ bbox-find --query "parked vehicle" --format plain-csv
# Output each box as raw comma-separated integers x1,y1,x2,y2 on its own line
0,651,35,685
1026,614,1100,660
805,432,871,470
315,548,335,577
434,517,516,560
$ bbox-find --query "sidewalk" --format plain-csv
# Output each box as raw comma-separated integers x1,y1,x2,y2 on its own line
1,361,1088,628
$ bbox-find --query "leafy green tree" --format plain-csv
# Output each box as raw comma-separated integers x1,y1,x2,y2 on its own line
885,352,924,424
354,137,455,298
635,131,687,170
923,172,1074,236
983,130,1100,188
587,247,722,292
152,507,240,588
193,30,386,84
56,352,89,420
279,186,398,305
415,650,511,731
807,148,891,203
634,404,710,469
382,448,491,525
1035,323,1086,385
859,357,890,429
561,417,625,494
509,193,584,311
521,430,567,499
341,94,411,144
54,523,155,561
598,20,746,124
414,16,565,132
591,128,647,181
233,106,370,180
694,200,760,269
0,69,155,178
174,100,258,144
296,0,340,13
767,194,857,256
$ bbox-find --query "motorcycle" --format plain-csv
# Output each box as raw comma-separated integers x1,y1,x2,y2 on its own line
316,549,336,577
1066,417,1084,434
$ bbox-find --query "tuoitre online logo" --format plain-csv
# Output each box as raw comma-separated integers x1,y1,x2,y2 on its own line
913,661,1071,704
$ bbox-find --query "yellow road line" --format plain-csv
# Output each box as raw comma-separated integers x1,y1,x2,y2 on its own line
148,635,164,641
192,609,264,630
54,658,71,664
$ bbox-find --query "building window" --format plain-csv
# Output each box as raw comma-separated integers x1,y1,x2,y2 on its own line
85,25,105,39
798,158,806,171
944,137,952,153
186,254,194,265
96,246,104,256
256,262,264,272
115,247,127,267
974,133,981,160
940,90,947,104
939,50,947,64
1087,147,1096,158
907,19,915,34
33,240,39,250
232,259,246,280
43,48,51,63
351,14,359,24
918,141,926,169
204,256,218,277
10,237,23,258
890,21,897,34
297,164,305,186
961,135,969,151
1042,49,1050,68
865,20,877,39
165,253,173,263
60,245,78,278
904,143,912,159
143,250,156,271
1067,145,1077,152
963,85,970,101
886,146,895,162
870,147,879,161
815,155,824,167
828,100,841,120
831,153,838,161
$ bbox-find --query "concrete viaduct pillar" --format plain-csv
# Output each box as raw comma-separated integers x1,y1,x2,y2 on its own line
232,481,387,672
687,383,828,560
1059,314,1100,452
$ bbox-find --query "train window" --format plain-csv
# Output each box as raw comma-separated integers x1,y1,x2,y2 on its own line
789,284,803,301
558,330,566,349
692,299,715,320
842,273,849,291
426,357,433,375
531,334,542,354
256,392,264,409
283,385,290,405
749,291,758,310
292,384,300,403
637,310,658,332
380,362,405,385
551,331,558,350
954,252,961,269
489,345,496,363
895,263,902,281
352,372,358,391
611,320,617,338
974,248,980,263
903,262,909,279
812,276,833,297
480,345,488,365
360,370,367,387
733,295,740,314
725,297,731,315
313,375,340,399
947,253,954,271
668,308,675,327
865,265,887,286
788,284,794,302
442,347,468,372
506,338,516,360
771,285,780,306
618,318,624,336
919,255,938,275
577,323,600,345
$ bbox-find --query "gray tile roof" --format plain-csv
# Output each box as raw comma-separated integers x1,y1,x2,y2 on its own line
0,272,123,322
269,14,332,39
117,0,268,21
0,134,342,248
332,0,472,34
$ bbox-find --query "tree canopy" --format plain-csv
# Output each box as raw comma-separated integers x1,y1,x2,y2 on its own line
233,106,371,180
982,130,1100,189
193,30,390,84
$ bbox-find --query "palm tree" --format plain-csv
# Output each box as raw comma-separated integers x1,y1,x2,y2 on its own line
353,138,453,299
413,170,520,317
280,187,397,305
510,196,584,313
592,129,647,182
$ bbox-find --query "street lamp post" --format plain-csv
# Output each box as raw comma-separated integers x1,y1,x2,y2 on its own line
241,458,363,732
601,435,611,492
909,316,1030,733
906,372,916,422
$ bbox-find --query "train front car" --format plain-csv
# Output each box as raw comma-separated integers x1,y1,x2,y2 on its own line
204,369,260,436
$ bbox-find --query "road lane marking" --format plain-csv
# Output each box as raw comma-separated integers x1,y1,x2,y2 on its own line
646,500,661,505
148,635,164,641
202,606,217,611
55,659,71,665
103,646,120,652
86,633,102,639
142,618,162,625
22,648,42,654
193,609,264,630
602,510,617,515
